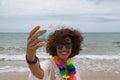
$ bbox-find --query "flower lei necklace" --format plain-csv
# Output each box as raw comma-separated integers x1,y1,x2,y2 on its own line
52,56,76,80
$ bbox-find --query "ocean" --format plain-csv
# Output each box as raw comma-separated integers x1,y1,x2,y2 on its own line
0,32,120,73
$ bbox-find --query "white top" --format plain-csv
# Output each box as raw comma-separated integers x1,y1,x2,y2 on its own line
28,59,81,80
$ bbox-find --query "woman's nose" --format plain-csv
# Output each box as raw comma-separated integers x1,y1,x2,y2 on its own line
61,45,67,50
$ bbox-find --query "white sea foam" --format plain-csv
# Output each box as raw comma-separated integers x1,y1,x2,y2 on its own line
75,55,120,60
0,54,120,61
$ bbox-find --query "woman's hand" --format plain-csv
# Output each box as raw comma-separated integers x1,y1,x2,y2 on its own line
26,25,47,61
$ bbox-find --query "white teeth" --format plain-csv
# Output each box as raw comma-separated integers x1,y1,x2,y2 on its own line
61,52,67,54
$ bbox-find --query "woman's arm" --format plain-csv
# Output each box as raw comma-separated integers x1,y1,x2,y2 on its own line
26,25,47,79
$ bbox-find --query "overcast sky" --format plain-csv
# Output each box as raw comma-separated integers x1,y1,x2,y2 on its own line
0,0,120,32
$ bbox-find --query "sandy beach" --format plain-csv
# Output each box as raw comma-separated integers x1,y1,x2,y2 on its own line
0,60,120,80
0,72,28,80
0,71,120,80
80,71,120,80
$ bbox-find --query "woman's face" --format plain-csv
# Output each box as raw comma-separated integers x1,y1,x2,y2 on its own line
56,37,72,60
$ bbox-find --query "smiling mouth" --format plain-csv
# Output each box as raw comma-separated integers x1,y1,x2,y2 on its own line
61,52,68,55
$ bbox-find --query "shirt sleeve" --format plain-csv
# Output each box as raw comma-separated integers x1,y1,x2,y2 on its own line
28,60,50,80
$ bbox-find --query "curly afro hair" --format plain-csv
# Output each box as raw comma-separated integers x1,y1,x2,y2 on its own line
46,27,84,58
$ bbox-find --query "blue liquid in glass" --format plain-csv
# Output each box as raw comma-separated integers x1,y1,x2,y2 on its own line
38,30,50,38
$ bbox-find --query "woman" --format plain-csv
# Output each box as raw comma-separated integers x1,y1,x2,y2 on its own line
26,25,83,80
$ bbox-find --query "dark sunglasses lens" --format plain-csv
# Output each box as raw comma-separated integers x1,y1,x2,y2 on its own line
57,44,63,49
57,43,72,49
65,43,72,49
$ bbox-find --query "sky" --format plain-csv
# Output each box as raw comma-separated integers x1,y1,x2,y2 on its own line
0,0,120,32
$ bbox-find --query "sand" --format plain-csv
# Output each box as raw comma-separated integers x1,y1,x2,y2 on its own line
0,71,120,80
80,71,120,80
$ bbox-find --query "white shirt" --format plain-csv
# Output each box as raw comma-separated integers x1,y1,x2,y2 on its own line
28,59,81,80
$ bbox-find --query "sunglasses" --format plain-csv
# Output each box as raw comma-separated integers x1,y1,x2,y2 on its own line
56,43,72,50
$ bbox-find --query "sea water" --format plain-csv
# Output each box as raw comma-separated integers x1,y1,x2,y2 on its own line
0,32,120,73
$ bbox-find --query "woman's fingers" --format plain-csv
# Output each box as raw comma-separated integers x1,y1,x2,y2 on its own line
31,42,46,51
28,25,40,40
34,38,48,45
30,38,48,51
26,26,48,57
28,30,46,44
30,38,48,47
